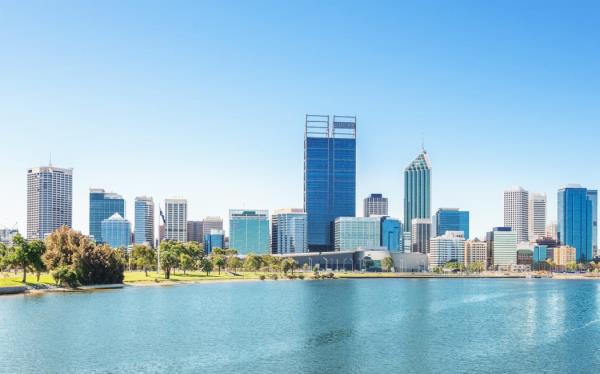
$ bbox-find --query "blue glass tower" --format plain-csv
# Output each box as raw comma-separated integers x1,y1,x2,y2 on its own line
89,189,125,243
101,213,131,249
304,115,356,252
557,185,593,262
203,229,225,255
404,149,432,233
435,208,469,239
381,217,402,252
229,210,270,255
134,196,154,247
587,190,598,256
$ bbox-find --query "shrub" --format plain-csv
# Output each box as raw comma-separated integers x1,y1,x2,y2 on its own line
259,274,266,280
51,265,79,288
269,274,279,280
298,274,305,280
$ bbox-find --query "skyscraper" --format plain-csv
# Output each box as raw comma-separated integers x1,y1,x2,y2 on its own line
89,189,125,243
404,149,431,233
411,218,431,254
503,186,529,243
363,193,388,217
435,208,469,239
334,216,382,251
134,196,154,247
587,190,598,256
557,185,593,261
164,198,187,242
187,220,203,243
490,227,518,269
202,217,223,242
27,165,73,239
528,192,547,242
101,213,131,249
229,209,270,255
381,217,402,252
304,115,356,252
429,231,465,269
271,209,307,254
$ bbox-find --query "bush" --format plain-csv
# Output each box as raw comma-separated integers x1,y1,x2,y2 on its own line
327,272,335,279
298,274,305,280
287,275,296,280
75,244,125,285
51,265,79,288
259,274,266,280
269,274,279,280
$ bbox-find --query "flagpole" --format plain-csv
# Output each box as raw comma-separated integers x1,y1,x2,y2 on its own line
158,204,167,279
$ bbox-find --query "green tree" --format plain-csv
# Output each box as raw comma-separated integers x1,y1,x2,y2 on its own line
73,243,125,285
159,241,179,279
566,261,578,272
303,263,309,272
201,258,214,276
381,256,394,272
212,255,225,275
282,258,298,275
6,234,46,283
243,254,261,272
179,253,194,274
226,256,242,272
131,245,156,276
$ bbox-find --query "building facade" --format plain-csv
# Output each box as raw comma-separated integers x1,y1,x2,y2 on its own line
89,189,125,243
0,228,19,245
587,190,598,256
464,238,487,267
557,185,593,262
101,213,131,249
504,186,529,243
204,229,225,255
554,245,576,266
435,208,469,239
334,217,382,251
27,165,73,239
229,209,270,255
528,192,547,242
363,193,388,217
381,217,402,252
164,198,187,242
187,220,203,243
490,227,518,269
429,231,465,269
271,209,307,254
304,115,356,252
134,196,154,247
404,150,432,233
411,218,431,254
202,217,223,243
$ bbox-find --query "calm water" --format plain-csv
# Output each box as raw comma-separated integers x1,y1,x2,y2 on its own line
2,279,600,373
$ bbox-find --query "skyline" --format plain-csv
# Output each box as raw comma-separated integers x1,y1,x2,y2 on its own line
2,1,600,239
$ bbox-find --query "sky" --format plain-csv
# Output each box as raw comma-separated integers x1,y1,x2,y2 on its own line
1,0,599,239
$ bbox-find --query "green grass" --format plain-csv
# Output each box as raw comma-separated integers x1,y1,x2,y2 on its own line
123,270,261,283
0,272,56,287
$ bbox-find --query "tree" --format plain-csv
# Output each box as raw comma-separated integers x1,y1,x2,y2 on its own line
226,256,241,272
212,255,225,275
467,262,484,273
179,253,194,275
0,243,7,271
303,263,309,272
159,241,179,279
566,262,578,272
201,258,214,276
382,256,394,272
131,245,156,276
243,254,261,272
6,234,46,283
282,258,298,275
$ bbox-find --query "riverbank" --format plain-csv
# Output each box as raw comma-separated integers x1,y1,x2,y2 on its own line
3,270,600,295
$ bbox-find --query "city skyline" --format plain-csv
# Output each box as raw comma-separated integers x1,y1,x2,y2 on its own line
2,2,600,240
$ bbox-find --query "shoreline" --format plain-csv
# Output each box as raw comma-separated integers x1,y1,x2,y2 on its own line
3,272,600,296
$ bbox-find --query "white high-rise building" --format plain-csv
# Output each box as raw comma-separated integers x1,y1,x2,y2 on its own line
363,194,388,217
27,165,73,239
134,196,155,247
504,186,529,243
464,238,487,267
164,198,187,242
528,192,546,242
429,231,465,270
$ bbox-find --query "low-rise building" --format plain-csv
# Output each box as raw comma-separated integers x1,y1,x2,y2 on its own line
464,238,487,267
554,245,576,266
429,231,465,269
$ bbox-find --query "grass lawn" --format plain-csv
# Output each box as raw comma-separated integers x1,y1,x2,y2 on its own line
0,272,56,287
123,270,261,283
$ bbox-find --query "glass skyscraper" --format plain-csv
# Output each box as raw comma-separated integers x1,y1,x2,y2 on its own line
203,229,225,255
89,189,125,243
271,209,307,254
587,190,598,256
381,217,402,252
229,210,270,255
304,115,356,252
101,213,131,249
134,196,154,247
404,149,431,233
557,185,593,262
435,208,469,239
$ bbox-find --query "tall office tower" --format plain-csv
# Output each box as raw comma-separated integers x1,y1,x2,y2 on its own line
89,189,125,243
271,209,307,254
545,221,558,240
229,210,270,255
503,186,529,243
27,165,73,239
164,198,187,242
528,192,547,242
464,238,487,267
187,220,203,243
404,149,432,233
134,196,154,247
490,227,518,269
101,213,131,249
435,208,470,239
557,185,593,261
363,194,388,217
381,217,402,252
411,218,431,254
334,217,382,251
202,217,223,242
204,229,225,255
304,115,356,252
429,231,465,269
587,190,598,256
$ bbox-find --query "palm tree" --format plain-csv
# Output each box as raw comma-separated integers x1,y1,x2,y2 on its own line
381,256,394,272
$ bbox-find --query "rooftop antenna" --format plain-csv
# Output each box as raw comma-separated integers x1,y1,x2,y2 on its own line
421,134,425,152
49,152,52,167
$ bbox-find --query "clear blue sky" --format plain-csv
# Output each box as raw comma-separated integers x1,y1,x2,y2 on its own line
1,1,599,239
